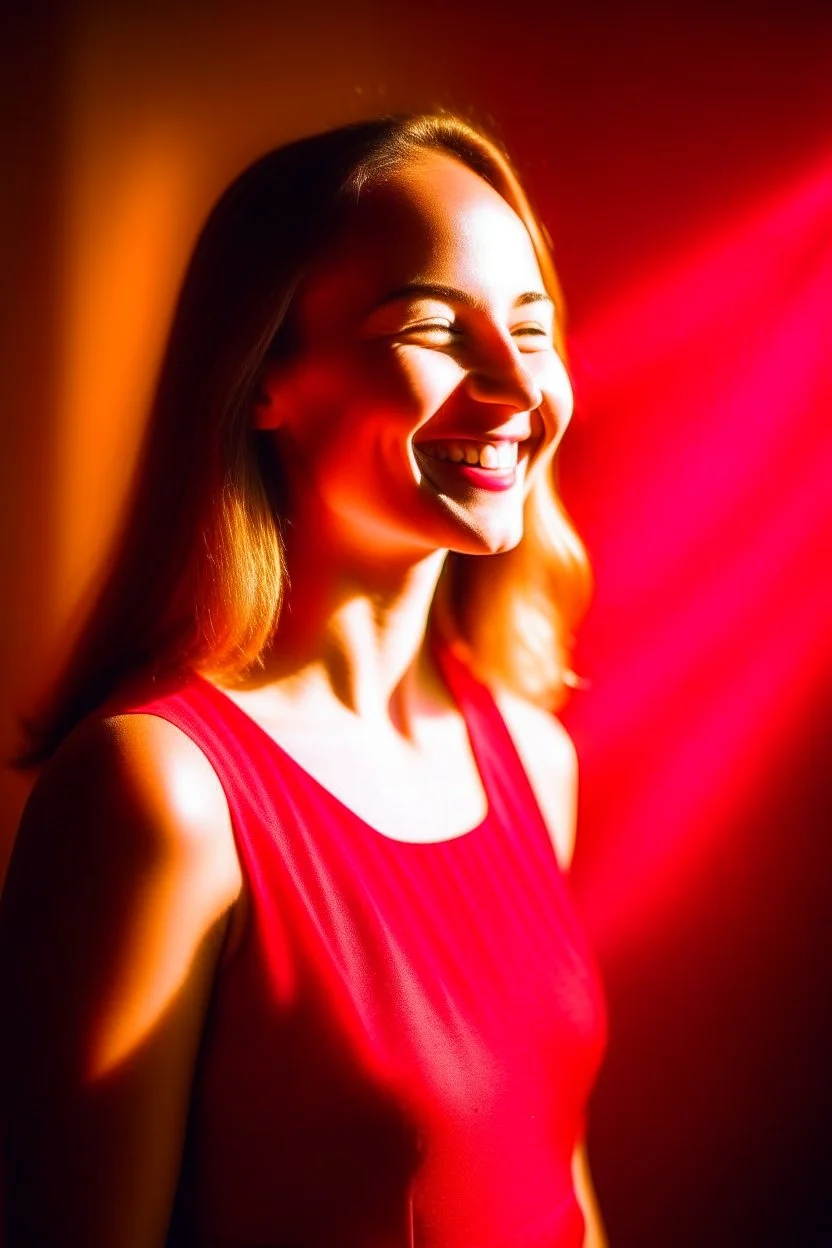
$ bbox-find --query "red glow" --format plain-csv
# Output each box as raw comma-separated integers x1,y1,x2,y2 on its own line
560,158,832,955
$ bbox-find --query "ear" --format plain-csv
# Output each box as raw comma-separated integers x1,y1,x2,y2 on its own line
252,364,288,430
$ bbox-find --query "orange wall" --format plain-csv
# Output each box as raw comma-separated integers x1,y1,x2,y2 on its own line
0,2,493,869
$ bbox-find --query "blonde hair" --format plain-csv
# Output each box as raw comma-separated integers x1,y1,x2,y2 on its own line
20,112,591,765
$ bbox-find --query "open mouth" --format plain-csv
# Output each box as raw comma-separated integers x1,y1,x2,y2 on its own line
413,437,529,494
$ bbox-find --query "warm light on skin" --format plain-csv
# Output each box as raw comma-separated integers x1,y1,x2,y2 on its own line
83,719,238,1082
85,876,204,1081
4,141,603,1244
80,156,577,1077
256,151,573,567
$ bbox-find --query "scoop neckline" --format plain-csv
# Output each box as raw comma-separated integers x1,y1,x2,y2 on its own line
194,655,493,848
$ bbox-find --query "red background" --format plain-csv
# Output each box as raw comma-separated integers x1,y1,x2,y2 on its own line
2,2,830,1244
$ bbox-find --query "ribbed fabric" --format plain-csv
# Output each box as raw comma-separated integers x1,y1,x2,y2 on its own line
124,645,606,1248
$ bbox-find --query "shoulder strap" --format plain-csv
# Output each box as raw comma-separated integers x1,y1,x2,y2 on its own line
432,641,558,855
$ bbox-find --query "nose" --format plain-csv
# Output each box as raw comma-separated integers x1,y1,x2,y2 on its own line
464,338,543,412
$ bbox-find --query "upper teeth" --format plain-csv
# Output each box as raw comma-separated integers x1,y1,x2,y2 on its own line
420,440,519,469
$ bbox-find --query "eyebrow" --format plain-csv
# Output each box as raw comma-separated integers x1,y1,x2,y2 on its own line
369,283,554,312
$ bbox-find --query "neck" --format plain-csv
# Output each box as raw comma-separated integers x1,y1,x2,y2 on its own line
255,516,452,732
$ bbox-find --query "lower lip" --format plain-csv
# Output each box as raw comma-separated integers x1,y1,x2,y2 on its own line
416,453,517,494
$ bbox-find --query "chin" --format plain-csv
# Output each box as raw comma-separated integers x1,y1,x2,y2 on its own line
453,516,524,557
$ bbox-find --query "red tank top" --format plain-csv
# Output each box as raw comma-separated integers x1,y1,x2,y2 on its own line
126,645,606,1248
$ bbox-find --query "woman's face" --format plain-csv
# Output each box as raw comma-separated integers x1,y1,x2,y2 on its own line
256,149,573,564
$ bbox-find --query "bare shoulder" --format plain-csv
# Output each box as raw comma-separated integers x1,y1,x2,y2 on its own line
8,708,245,982
20,710,240,882
1,712,242,1245
492,688,579,871
4,708,244,1061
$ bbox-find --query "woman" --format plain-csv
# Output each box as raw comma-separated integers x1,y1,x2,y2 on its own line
1,113,607,1246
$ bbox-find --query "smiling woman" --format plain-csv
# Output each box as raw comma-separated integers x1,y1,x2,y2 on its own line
0,114,606,1247
253,150,573,571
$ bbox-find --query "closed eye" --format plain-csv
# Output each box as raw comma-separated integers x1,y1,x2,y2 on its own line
511,324,549,337
394,321,551,354
401,320,459,336
511,324,553,351
403,322,549,339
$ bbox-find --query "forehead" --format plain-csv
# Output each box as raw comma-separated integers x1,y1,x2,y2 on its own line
296,151,546,325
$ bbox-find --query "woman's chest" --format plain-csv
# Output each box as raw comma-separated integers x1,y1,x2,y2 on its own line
222,690,489,843
186,798,605,1247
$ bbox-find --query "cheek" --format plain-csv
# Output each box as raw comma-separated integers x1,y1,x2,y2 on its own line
268,344,466,507
534,353,574,440
521,356,574,492
388,344,464,418
318,346,464,472
286,344,460,436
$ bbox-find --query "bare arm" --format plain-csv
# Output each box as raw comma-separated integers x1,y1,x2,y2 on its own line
573,1138,609,1247
0,713,241,1247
